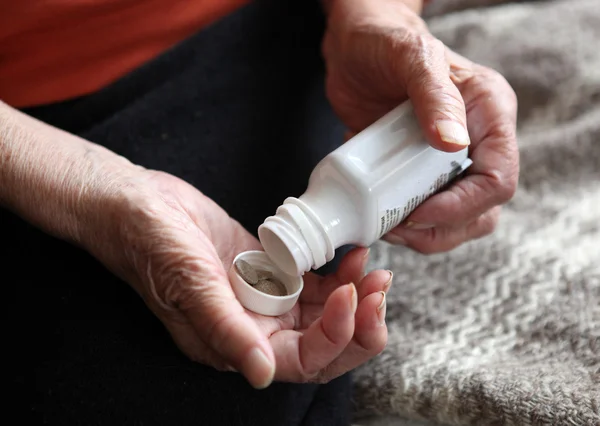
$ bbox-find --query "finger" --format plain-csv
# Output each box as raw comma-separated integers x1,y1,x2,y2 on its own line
177,254,275,389
299,247,370,304
299,269,393,329
314,291,388,383
399,34,470,151
270,284,357,381
398,55,519,229
356,269,393,301
385,206,501,254
164,318,236,372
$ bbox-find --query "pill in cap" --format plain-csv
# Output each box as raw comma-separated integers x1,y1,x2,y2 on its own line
228,250,303,316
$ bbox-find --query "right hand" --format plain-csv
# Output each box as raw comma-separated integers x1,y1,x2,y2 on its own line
322,0,519,254
79,169,392,388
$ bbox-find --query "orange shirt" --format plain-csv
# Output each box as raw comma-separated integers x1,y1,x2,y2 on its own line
0,0,249,108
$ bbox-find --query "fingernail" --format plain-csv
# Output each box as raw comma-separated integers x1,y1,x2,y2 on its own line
362,247,371,259
376,291,386,325
383,270,393,293
245,347,275,389
360,248,371,277
436,120,470,146
405,221,435,230
349,283,358,314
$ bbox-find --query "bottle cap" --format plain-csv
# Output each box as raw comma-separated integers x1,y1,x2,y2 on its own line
228,250,304,316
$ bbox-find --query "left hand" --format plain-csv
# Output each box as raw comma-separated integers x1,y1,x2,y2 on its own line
322,0,519,253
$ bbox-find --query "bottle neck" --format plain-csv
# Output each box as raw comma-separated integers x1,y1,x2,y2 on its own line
258,197,334,276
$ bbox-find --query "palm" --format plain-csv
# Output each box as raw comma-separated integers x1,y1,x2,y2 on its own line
136,171,390,383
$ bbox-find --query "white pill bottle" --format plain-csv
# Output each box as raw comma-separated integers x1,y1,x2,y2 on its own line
258,101,472,277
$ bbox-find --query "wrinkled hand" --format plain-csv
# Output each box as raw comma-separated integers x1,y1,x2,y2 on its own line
323,0,519,253
85,171,391,389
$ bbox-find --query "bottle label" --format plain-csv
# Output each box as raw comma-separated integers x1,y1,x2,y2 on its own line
377,162,463,238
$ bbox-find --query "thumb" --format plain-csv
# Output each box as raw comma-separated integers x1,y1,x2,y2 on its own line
404,38,470,152
175,256,276,389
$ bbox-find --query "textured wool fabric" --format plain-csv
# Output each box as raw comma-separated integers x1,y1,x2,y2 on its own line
353,1,600,425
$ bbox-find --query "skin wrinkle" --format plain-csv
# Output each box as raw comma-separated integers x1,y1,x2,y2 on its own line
121,213,209,311
297,333,322,380
301,325,338,376
147,241,220,307
401,205,502,254
146,261,178,312
473,207,501,237
404,38,468,130
272,311,297,335
470,129,518,201
274,334,312,383
145,238,247,361
1,0,520,389
0,59,393,391
349,28,394,93
0,109,19,201
25,140,84,241
106,169,289,383
408,33,440,77
320,316,343,347
167,266,233,312
420,85,465,123
322,331,388,381
2,104,144,248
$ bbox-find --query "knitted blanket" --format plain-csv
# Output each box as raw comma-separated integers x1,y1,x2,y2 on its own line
353,1,600,425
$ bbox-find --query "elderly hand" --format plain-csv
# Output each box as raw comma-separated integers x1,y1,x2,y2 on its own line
0,103,391,389
322,0,519,253
92,171,391,388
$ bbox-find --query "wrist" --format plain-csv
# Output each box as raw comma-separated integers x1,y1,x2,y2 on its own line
0,102,142,247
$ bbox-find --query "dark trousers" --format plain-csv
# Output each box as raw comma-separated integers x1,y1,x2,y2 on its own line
4,1,353,425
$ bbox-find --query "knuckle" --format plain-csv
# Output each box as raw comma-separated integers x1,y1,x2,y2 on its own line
409,227,466,254
469,73,496,103
499,171,519,203
408,34,444,72
391,30,442,72
485,67,515,94
474,65,518,110
409,228,443,255
400,37,467,121
487,162,519,204
480,213,499,237
499,76,518,106
471,207,502,240
477,129,519,205
428,36,447,56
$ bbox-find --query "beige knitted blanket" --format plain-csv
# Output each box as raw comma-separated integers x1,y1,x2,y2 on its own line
353,1,600,425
